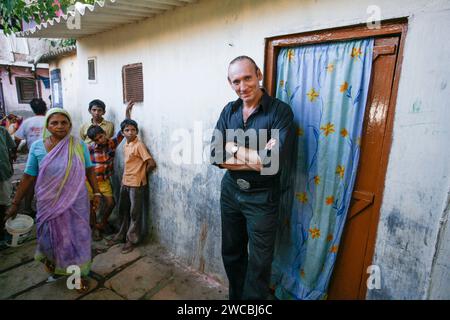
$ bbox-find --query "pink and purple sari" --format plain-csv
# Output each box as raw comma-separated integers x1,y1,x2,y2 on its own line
35,135,91,276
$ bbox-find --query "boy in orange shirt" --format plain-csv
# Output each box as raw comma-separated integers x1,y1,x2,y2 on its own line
107,119,156,254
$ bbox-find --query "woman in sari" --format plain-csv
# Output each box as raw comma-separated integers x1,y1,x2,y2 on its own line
5,108,101,292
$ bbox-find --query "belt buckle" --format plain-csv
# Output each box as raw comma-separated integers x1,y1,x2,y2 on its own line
236,178,251,190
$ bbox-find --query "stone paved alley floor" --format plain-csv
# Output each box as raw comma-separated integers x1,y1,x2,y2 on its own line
1,155,227,300
1,237,227,300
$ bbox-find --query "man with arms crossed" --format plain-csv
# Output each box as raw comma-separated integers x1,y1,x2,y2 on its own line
211,56,294,300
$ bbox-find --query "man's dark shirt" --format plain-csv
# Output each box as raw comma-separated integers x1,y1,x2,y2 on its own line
210,90,294,183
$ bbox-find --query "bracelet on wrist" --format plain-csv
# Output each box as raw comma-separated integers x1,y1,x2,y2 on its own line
94,193,102,196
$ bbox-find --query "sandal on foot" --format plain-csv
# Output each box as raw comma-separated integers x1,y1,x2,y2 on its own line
121,242,134,254
44,260,55,274
46,274,62,283
76,279,89,293
92,229,103,241
105,237,123,246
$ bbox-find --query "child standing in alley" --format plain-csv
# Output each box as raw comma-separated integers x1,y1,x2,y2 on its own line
107,118,156,254
80,99,114,144
86,102,134,241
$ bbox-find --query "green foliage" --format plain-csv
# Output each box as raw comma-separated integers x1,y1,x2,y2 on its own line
50,38,77,48
0,0,96,35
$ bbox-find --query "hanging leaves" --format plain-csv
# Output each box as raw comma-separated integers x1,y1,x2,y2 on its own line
0,0,94,35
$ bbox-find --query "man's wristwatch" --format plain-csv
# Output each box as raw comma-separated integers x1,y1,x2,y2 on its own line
231,144,239,157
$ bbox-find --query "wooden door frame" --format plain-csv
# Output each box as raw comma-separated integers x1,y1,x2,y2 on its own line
263,18,408,298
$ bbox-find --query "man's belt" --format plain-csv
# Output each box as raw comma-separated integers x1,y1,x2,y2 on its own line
235,178,273,191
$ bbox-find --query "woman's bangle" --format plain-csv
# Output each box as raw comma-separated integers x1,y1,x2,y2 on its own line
94,193,102,196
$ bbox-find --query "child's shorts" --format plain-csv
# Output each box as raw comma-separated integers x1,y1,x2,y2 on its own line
86,179,113,200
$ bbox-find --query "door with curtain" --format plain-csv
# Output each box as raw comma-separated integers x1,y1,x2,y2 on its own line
264,20,406,300
327,35,403,300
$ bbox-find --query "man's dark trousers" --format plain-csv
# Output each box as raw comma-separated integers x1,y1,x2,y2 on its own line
220,171,279,300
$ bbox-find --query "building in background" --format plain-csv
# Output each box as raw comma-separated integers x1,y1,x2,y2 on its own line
0,31,52,118
38,45,78,115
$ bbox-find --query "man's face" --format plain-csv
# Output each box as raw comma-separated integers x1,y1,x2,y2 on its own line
90,106,105,121
228,60,263,104
123,125,137,142
93,133,108,145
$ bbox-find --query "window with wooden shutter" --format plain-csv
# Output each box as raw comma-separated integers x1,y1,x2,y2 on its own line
88,57,97,82
15,77,37,103
122,63,143,103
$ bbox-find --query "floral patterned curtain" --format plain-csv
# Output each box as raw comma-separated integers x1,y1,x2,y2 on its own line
271,39,374,300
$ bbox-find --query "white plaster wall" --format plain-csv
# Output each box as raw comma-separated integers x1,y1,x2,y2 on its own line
73,0,450,296
367,8,450,300
429,191,450,299
49,53,80,129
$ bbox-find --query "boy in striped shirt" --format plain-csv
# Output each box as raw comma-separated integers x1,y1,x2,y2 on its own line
86,102,133,240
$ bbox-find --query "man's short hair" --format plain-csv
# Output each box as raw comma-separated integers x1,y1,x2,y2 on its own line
87,125,106,140
88,99,106,111
229,56,260,73
29,98,47,115
120,119,139,133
